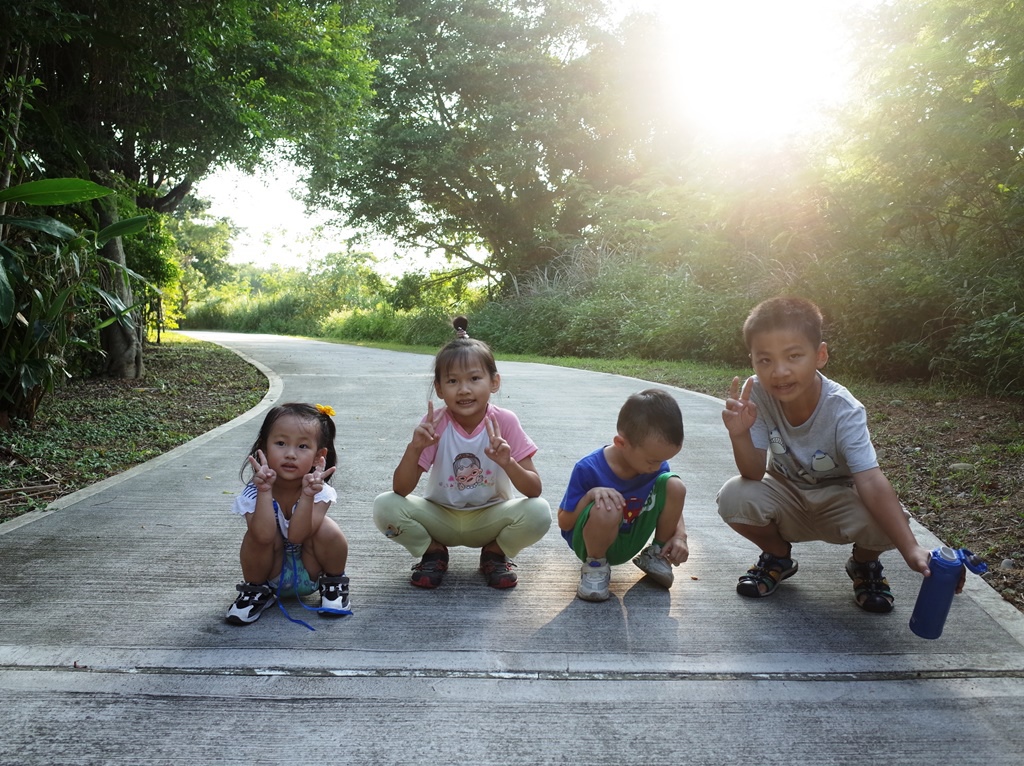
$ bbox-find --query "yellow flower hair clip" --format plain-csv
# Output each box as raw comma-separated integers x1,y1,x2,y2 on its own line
315,403,336,417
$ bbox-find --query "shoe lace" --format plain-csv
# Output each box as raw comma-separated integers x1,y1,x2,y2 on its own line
269,502,352,631
582,563,608,583
236,582,270,606
482,553,516,573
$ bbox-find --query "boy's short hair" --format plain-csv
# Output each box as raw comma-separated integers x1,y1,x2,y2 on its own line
617,389,684,447
743,297,824,349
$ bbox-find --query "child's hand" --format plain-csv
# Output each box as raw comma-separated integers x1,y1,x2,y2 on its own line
660,535,690,566
722,376,758,436
302,456,336,497
484,415,512,466
411,400,444,450
904,544,935,579
588,487,626,514
248,450,277,492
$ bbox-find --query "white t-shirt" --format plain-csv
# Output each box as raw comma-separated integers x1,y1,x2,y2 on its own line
749,372,878,488
231,481,338,538
417,403,537,510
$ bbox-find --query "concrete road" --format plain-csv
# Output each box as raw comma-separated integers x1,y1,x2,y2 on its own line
2,332,1022,765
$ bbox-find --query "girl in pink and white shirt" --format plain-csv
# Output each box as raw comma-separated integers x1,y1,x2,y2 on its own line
373,317,551,590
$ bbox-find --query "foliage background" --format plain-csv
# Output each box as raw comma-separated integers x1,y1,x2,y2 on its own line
174,0,1022,399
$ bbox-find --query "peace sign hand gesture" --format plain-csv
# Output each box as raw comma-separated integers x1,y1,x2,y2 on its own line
484,415,512,466
302,455,336,496
722,376,759,436
411,400,444,450
247,450,277,492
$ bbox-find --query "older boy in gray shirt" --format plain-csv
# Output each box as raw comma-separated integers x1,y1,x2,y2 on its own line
717,297,933,612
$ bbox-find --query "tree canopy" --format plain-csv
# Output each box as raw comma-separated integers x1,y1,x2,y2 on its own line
310,0,629,285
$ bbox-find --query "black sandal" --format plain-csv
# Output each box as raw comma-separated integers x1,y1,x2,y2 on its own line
737,550,798,598
845,557,894,613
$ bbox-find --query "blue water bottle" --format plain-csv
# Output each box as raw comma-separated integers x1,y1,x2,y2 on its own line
909,546,987,639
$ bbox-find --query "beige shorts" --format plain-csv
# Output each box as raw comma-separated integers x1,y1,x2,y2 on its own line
717,472,904,551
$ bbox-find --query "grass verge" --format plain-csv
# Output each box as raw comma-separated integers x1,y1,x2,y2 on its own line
0,332,265,522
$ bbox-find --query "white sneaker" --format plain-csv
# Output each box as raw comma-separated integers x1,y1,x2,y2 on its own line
318,574,351,616
226,582,277,625
577,558,611,601
633,544,674,588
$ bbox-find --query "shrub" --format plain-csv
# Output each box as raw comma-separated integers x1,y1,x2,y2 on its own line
944,309,1024,394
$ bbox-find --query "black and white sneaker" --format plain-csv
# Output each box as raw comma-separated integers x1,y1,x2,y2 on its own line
225,581,276,625
318,574,351,616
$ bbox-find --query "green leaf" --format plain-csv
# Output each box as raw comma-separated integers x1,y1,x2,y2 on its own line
0,215,78,239
96,215,150,246
0,178,113,206
99,257,151,286
0,264,13,326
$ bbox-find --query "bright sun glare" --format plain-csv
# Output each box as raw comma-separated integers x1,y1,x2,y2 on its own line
624,0,868,144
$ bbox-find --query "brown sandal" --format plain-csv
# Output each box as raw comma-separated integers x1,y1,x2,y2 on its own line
737,550,798,598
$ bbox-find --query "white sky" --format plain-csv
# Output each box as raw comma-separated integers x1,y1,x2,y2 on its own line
196,0,874,270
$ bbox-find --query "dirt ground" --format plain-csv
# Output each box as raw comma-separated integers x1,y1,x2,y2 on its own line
864,393,1024,614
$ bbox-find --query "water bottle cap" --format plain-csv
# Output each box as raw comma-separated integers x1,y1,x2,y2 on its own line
957,548,988,575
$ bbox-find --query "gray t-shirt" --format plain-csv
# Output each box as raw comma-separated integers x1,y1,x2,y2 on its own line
749,372,878,488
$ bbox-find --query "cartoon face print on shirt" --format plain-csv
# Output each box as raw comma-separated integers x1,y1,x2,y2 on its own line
452,452,488,490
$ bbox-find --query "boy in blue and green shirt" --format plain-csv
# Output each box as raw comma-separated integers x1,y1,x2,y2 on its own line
558,389,689,602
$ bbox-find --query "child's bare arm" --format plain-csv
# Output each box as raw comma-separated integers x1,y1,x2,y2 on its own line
392,443,427,496
503,454,543,498
393,402,442,496
853,467,932,576
288,458,336,544
246,451,279,542
657,477,689,565
484,416,542,497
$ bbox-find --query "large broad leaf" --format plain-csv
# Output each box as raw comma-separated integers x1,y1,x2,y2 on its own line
90,286,141,330
0,178,112,206
96,215,149,246
100,256,150,285
0,215,77,239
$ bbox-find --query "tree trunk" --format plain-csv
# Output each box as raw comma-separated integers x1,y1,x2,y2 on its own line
96,197,144,378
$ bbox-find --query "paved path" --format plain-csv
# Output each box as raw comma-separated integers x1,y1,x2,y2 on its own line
2,332,1022,765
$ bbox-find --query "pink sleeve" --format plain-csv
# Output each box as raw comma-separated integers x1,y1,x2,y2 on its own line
491,407,537,462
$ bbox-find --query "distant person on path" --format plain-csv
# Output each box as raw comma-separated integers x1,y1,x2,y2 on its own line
373,317,551,589
557,389,689,602
718,297,933,612
226,403,351,625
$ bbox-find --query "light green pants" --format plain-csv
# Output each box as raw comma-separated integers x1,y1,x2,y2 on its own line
372,491,552,558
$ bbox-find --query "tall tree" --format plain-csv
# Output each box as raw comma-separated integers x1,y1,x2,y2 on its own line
310,0,621,287
5,0,375,376
821,0,1024,377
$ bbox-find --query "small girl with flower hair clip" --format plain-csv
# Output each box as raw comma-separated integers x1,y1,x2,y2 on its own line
226,402,351,627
